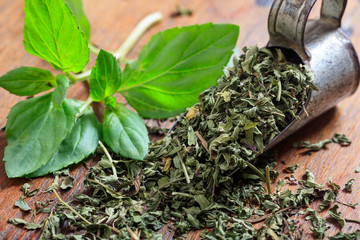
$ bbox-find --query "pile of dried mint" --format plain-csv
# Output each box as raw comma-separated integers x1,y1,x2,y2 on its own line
10,47,359,239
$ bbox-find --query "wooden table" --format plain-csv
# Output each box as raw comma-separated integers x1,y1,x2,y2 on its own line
1,0,360,239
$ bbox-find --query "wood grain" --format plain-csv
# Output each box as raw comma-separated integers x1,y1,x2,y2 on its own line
0,0,360,239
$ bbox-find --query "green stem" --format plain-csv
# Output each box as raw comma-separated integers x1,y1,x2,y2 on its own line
246,162,266,182
70,12,163,83
87,178,123,197
246,206,298,224
149,177,186,198
89,43,100,55
54,189,122,233
177,152,190,184
210,85,230,115
114,12,163,61
172,192,194,198
265,165,272,195
345,218,360,224
72,69,92,82
75,97,93,119
53,190,92,225
98,140,118,178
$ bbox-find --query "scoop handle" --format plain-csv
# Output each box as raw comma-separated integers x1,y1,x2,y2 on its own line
267,0,347,61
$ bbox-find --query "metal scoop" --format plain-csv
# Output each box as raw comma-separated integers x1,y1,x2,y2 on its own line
263,0,360,152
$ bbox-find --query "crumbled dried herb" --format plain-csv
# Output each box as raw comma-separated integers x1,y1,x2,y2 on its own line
345,178,355,192
171,5,193,17
294,133,351,155
60,176,75,190
14,197,31,211
329,230,360,240
284,163,301,173
305,208,330,240
8,218,43,230
328,177,340,191
293,139,332,155
329,204,346,228
9,47,358,239
332,133,351,146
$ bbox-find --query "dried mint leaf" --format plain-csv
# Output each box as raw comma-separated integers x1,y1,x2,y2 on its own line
14,46,349,239
332,133,351,146
14,197,31,211
345,179,355,192
329,204,346,228
60,176,75,190
329,230,360,240
305,208,329,240
9,218,43,230
284,163,301,173
328,177,340,191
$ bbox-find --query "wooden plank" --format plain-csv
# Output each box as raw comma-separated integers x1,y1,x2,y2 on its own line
0,0,359,239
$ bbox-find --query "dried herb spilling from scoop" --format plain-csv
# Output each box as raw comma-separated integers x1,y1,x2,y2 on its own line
11,47,358,239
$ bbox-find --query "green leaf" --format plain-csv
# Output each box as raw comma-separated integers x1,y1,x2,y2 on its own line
119,23,239,118
9,218,43,230
0,67,56,96
345,178,355,192
64,0,90,39
3,93,78,178
103,103,149,160
52,74,69,106
194,195,210,210
329,204,346,228
24,0,89,73
14,197,31,211
27,100,100,177
90,49,122,102
60,176,75,190
104,96,117,109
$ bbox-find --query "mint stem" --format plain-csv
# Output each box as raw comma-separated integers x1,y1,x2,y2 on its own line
70,12,163,82
345,218,360,224
98,140,118,178
246,161,267,182
53,190,91,225
177,152,190,184
87,178,123,197
88,43,100,55
75,96,93,119
265,165,272,195
114,12,163,60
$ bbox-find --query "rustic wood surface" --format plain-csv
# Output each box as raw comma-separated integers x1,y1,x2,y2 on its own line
0,0,360,239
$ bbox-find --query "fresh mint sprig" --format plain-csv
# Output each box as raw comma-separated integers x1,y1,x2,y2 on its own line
0,0,239,178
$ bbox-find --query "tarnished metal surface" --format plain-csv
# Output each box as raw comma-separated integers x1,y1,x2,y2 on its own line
264,0,360,152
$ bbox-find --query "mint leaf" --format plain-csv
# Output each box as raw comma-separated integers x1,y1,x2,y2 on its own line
103,104,149,160
52,74,69,107
90,49,122,102
9,218,43,230
104,96,117,109
329,204,346,228
24,0,89,73
27,100,100,177
14,197,31,211
0,67,56,96
64,0,90,39
119,23,239,118
3,94,78,177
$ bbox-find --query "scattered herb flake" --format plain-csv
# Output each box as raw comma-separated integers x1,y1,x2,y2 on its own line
345,179,355,192
284,163,301,173
329,204,346,228
14,197,31,211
